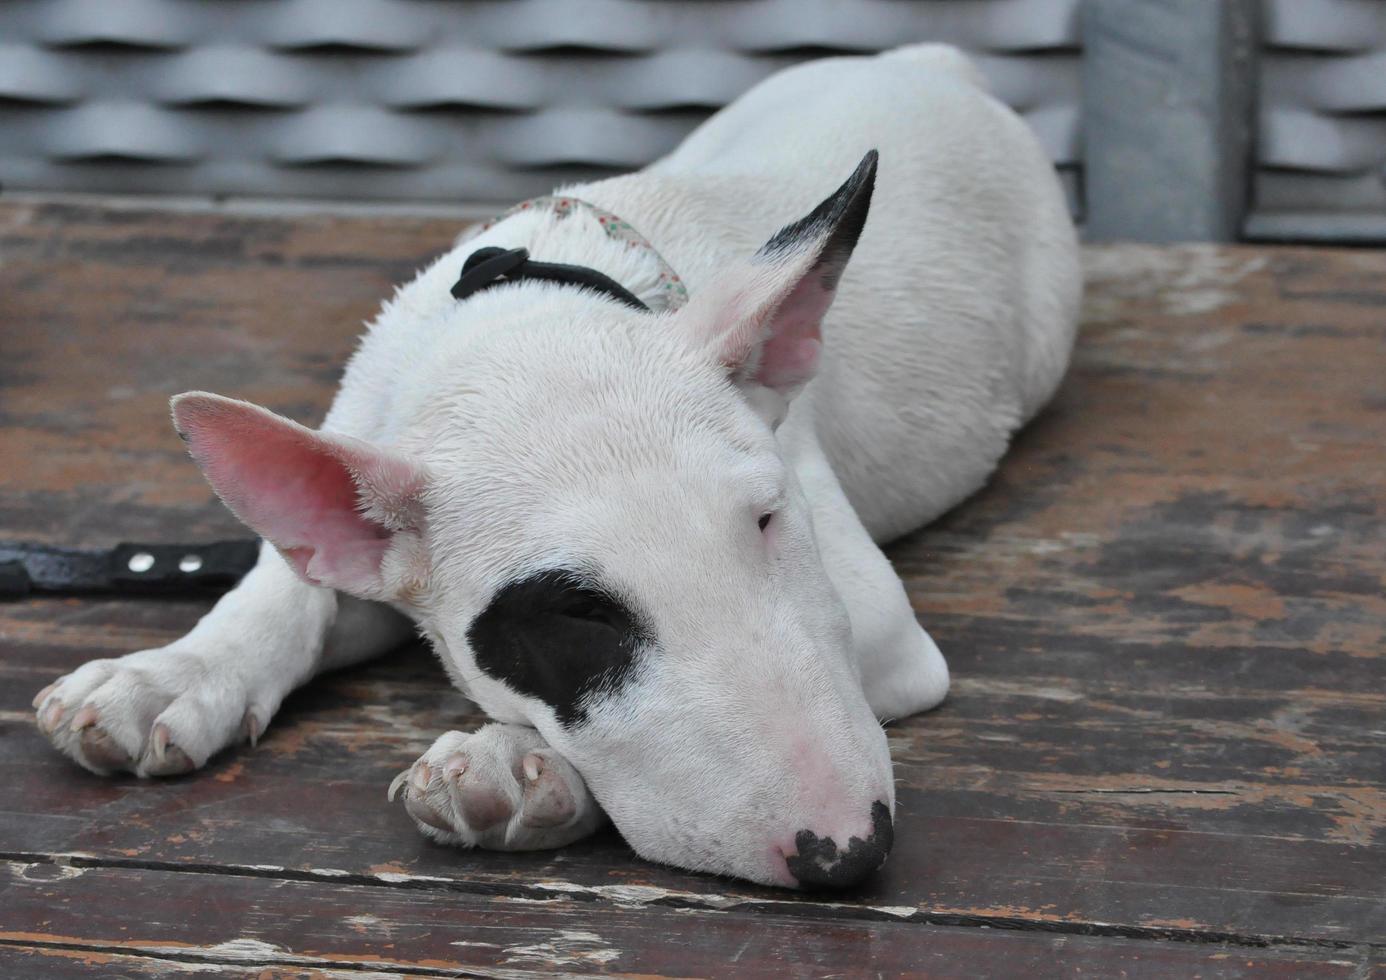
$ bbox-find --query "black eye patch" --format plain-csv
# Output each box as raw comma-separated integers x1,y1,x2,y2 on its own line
467,570,649,727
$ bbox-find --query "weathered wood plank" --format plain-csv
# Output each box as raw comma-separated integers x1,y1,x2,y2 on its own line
0,944,391,978
4,638,1384,945
0,200,451,548
2,861,1376,979
3,204,1386,956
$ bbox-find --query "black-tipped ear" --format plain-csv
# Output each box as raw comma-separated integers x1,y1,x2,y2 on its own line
756,149,877,290
679,151,880,419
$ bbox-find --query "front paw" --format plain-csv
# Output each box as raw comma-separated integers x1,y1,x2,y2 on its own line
389,725,603,851
33,647,264,778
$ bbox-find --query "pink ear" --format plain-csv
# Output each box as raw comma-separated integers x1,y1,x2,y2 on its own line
171,392,427,598
709,259,831,394
694,151,877,402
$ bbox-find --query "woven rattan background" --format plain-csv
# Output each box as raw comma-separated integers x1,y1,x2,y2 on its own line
0,0,1081,210
1252,0,1386,238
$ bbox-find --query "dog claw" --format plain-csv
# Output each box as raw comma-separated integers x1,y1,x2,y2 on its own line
70,703,99,732
79,726,131,771
145,726,195,776
519,753,578,829
37,699,65,734
32,683,57,709
387,769,410,803
152,722,171,758
242,710,263,747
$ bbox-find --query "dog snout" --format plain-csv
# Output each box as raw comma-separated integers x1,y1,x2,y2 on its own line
775,800,894,889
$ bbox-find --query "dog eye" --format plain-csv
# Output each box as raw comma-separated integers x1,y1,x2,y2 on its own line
559,594,621,628
758,512,773,532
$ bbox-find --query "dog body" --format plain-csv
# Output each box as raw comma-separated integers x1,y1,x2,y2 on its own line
35,45,1079,887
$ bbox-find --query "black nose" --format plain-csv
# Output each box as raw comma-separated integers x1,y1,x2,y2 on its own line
785,800,894,889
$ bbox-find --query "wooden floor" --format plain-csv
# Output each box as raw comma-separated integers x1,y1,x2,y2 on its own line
2,200,1384,978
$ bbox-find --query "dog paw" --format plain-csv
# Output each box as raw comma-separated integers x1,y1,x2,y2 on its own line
34,647,266,777
389,725,603,851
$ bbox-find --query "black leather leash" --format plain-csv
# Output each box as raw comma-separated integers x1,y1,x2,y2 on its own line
0,539,259,599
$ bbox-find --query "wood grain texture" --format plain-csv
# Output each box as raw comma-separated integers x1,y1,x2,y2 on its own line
2,203,1384,975
3,861,1377,979
0,944,387,979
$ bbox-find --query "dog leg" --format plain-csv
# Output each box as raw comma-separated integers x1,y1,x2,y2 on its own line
797,440,950,721
34,543,412,777
390,724,604,851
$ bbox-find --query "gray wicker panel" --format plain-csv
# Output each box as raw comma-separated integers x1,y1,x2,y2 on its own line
0,0,1081,211
1249,0,1386,240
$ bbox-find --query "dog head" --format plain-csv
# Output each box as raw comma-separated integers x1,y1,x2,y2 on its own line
173,152,895,887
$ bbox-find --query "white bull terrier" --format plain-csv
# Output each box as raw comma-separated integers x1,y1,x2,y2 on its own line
34,44,1079,888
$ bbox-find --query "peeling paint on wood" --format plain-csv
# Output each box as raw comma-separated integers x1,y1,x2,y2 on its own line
1,863,1379,978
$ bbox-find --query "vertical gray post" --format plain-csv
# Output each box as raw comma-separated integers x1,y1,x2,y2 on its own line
1083,0,1259,242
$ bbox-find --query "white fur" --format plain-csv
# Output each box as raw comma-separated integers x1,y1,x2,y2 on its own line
35,46,1080,887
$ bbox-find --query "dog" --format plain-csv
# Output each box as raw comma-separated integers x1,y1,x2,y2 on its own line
33,44,1080,888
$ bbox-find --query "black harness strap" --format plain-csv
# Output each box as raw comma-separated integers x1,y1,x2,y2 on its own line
452,246,651,312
